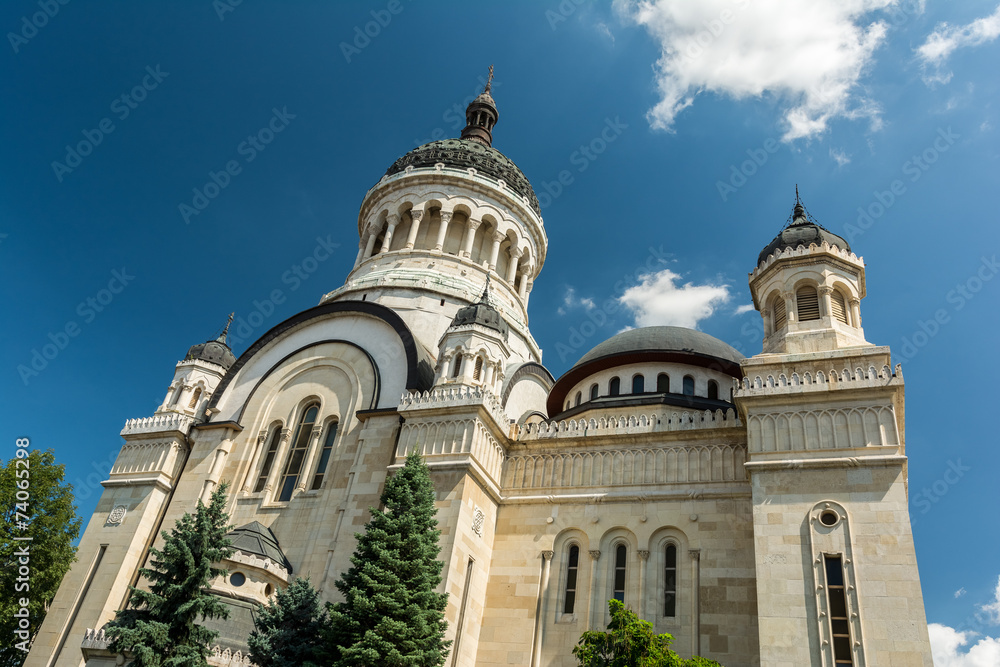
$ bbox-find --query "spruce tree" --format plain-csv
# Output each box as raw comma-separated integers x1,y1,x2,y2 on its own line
105,482,234,666
326,451,450,666
248,577,328,667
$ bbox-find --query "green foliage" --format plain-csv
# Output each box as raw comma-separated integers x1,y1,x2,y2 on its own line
105,482,234,667
573,600,724,667
326,451,450,667
248,577,328,667
0,449,81,667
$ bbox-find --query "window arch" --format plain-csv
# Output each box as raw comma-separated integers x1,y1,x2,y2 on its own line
797,285,820,321
590,383,599,400
310,419,338,490
707,380,719,401
632,374,644,394
771,293,787,331
169,384,184,406
656,373,670,393
451,355,462,378
612,544,627,603
574,391,582,407
664,544,677,617
187,387,202,409
563,545,580,614
609,377,621,397
682,375,695,396
473,356,483,381
278,404,319,501
253,425,283,493
830,289,849,324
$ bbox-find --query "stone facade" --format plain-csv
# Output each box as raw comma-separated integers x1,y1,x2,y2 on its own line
27,81,932,667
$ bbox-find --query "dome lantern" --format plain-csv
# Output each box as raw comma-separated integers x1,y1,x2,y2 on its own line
459,65,499,147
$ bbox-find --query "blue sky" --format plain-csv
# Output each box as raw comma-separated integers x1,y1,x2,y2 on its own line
2,1,998,661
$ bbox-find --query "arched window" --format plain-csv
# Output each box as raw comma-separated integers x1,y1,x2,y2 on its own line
310,420,338,490
278,405,318,501
590,383,599,400
771,293,787,331
657,373,670,393
632,374,644,394
797,286,820,321
664,544,677,617
574,391,582,407
187,387,202,409
473,357,483,381
831,289,848,324
170,384,183,406
452,355,462,378
253,426,283,493
564,545,580,614
682,375,695,396
613,544,627,602
707,380,719,400
609,377,621,397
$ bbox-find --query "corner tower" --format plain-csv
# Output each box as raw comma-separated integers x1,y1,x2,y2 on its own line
320,69,547,366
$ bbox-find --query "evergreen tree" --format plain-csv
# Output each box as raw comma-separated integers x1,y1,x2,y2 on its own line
573,599,724,667
0,448,81,666
105,483,234,666
248,577,328,667
326,452,450,666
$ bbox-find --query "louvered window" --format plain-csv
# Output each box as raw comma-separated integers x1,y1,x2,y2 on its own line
772,296,787,330
831,290,848,324
797,286,820,321
473,357,483,380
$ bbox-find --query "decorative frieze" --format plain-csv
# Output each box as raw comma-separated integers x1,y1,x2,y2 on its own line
746,405,899,453
120,413,196,437
734,364,901,398
399,385,510,433
519,408,741,441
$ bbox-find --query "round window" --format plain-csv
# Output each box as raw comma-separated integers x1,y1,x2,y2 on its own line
819,510,839,526
230,572,246,587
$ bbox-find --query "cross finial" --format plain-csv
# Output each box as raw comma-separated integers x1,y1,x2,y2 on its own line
485,64,494,94
795,184,800,205
217,312,234,343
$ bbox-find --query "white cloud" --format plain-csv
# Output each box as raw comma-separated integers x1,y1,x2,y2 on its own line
956,587,968,598
596,21,616,43
929,624,1000,667
917,4,1000,85
734,303,756,315
983,575,1000,623
558,287,596,315
618,269,731,328
614,0,896,141
830,148,852,166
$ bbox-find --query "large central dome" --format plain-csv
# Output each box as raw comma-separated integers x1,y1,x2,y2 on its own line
384,138,540,216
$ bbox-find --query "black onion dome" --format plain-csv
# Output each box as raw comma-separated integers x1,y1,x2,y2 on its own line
449,278,509,340
384,138,540,216
757,200,851,267
184,314,236,370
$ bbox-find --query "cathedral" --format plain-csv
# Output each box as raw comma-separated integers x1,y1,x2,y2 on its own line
28,75,934,667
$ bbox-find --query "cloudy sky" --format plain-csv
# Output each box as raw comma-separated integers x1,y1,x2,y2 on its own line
2,1,999,661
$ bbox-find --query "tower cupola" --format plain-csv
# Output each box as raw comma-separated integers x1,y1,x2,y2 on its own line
434,277,511,393
157,314,235,418
459,65,499,147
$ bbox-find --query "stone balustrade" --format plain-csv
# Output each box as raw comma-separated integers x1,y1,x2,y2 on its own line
120,413,196,437
734,364,901,398
518,408,741,442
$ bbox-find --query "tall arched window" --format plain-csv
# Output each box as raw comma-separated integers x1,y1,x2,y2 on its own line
564,545,580,614
452,355,462,378
771,293,787,331
278,404,318,502
682,375,695,396
253,426,282,493
473,357,483,381
831,289,848,324
590,383,599,400
613,544,627,602
574,391,582,407
609,377,621,397
707,380,719,400
187,387,202,409
664,544,677,617
797,286,820,321
632,374,644,394
657,373,670,393
310,420,338,490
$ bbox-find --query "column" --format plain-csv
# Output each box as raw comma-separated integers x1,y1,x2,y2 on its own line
263,428,292,493
532,551,554,667
850,298,861,327
689,549,701,655
241,430,268,494
518,264,532,299
362,223,380,260
295,425,325,493
482,362,494,388
379,214,400,254
460,218,482,258
433,210,453,252
488,230,504,270
524,279,534,309
588,550,602,630
819,286,833,319
637,550,650,621
762,308,772,337
506,247,521,283
783,291,796,323
354,239,365,268
404,209,424,249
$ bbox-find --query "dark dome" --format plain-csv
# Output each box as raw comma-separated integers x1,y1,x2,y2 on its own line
384,139,540,216
757,204,850,267
185,338,236,370
574,326,744,369
450,301,509,341
226,521,291,572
